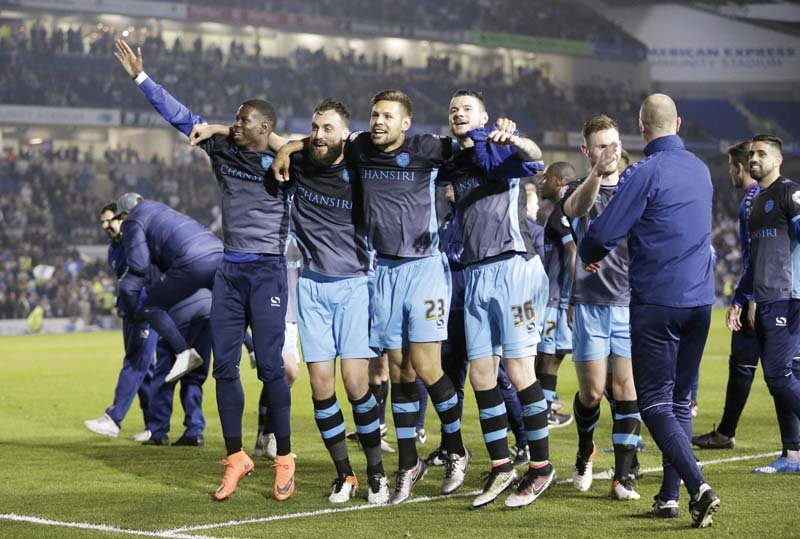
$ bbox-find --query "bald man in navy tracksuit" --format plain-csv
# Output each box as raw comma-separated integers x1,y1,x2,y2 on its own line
578,94,720,528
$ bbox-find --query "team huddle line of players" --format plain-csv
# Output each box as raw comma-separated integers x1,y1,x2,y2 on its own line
82,39,800,529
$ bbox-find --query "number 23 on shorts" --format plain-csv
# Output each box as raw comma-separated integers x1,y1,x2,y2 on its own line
424,298,446,320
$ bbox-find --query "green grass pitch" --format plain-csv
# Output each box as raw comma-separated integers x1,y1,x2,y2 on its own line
0,309,797,538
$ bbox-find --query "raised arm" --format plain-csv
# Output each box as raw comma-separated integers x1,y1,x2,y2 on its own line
114,39,204,137
563,142,618,218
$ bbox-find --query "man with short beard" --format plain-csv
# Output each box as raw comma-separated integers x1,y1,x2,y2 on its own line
114,39,295,502
736,134,800,474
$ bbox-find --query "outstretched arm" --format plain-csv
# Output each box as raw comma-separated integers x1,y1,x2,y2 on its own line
114,39,204,137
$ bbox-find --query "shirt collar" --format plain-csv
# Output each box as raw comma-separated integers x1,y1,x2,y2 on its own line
643,134,684,156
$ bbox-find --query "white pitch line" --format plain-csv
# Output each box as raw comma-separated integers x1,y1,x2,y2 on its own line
0,513,239,539
164,450,781,534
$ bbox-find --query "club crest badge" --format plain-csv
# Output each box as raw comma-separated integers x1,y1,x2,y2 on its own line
396,152,410,168
261,155,274,170
765,199,775,213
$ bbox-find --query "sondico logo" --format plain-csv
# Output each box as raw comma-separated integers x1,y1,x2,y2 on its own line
776,316,787,327
271,297,281,308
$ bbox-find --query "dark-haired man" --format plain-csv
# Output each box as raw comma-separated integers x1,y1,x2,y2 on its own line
115,39,295,501
693,141,762,450
84,202,157,440
736,134,800,474
274,90,471,504
438,89,554,509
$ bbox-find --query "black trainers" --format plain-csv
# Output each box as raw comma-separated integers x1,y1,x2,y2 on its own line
692,428,734,449
173,434,204,446
651,495,679,518
511,445,530,467
142,435,169,446
547,410,573,429
424,447,447,467
689,486,720,528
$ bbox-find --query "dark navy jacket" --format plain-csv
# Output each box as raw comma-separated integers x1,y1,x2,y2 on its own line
107,240,127,280
732,183,760,307
120,199,222,277
579,135,715,308
439,209,465,311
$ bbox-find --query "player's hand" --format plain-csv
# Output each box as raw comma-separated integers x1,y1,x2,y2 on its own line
113,39,143,79
487,117,518,146
189,124,227,146
272,148,291,182
592,141,620,176
726,303,742,332
747,300,756,331
583,261,601,273
567,305,574,330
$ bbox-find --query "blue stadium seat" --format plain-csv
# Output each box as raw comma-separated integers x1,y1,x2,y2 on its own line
675,99,752,141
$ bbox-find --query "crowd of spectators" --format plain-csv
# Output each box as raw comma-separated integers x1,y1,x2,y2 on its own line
143,0,645,50
0,244,117,325
0,20,651,136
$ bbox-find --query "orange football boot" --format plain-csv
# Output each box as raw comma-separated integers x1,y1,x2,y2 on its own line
273,453,296,501
214,450,254,501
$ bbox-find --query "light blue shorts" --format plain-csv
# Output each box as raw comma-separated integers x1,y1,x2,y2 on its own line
297,271,376,363
572,303,631,362
537,305,573,356
465,255,542,360
370,253,451,350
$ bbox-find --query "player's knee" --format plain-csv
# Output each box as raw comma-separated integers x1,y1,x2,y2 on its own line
342,375,368,400
764,371,792,395
579,387,604,408
212,361,240,381
283,355,299,386
469,360,497,391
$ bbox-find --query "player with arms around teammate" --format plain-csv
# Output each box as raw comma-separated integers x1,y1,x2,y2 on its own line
199,99,390,502
291,99,389,503
737,134,800,474
562,115,642,500
273,90,469,504
439,89,555,508
114,39,295,501
579,94,720,527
